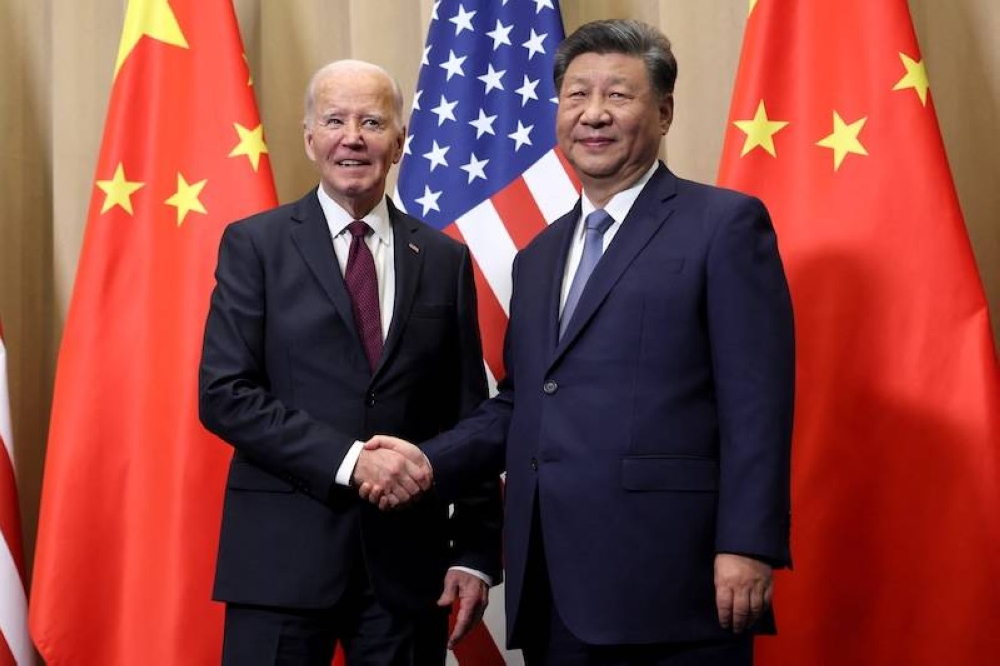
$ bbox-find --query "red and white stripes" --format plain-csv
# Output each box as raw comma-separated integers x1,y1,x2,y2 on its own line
435,148,580,391
0,321,33,665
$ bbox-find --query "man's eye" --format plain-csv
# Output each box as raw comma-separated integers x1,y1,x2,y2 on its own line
322,117,342,127
362,119,381,128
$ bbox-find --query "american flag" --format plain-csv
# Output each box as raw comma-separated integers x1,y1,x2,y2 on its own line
0,319,32,665
396,0,579,399
396,1,577,662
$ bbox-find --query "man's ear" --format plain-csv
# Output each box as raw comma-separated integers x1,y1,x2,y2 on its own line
660,93,674,135
303,123,317,162
393,124,407,164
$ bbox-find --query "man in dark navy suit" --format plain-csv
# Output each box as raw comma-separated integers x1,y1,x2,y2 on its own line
365,20,794,666
199,60,501,665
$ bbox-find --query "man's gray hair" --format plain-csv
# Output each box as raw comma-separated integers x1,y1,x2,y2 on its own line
553,19,677,100
302,59,404,129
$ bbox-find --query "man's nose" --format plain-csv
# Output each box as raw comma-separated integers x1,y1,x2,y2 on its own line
581,96,610,125
342,121,364,144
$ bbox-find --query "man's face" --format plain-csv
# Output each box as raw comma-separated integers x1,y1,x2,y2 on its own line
304,67,404,218
556,52,672,203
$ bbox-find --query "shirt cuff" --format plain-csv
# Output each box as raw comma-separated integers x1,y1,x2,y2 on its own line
449,566,493,587
335,441,365,486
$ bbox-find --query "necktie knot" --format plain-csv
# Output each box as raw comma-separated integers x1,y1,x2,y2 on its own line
347,220,371,239
585,209,614,234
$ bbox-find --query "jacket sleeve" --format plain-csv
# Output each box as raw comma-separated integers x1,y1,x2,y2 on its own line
707,195,795,568
198,221,354,501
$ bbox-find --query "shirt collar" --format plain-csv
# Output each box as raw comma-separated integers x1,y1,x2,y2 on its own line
316,187,393,246
580,161,660,228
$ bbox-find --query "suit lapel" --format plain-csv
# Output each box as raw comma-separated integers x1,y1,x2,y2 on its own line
554,165,678,359
379,200,423,377
289,188,361,345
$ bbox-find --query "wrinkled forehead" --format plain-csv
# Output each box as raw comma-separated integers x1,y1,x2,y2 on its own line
314,72,395,110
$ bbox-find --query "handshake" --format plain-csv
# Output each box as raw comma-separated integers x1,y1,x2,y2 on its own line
351,435,433,509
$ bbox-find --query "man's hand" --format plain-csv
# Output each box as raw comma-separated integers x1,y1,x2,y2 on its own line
438,569,489,649
352,438,431,508
714,553,773,633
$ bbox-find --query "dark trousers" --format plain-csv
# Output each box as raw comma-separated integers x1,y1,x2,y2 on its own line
517,509,753,666
221,565,448,666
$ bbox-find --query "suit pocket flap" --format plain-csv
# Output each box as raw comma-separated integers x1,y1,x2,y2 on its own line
621,456,718,492
228,461,295,493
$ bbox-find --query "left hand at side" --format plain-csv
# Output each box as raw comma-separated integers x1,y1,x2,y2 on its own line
438,569,489,649
714,553,773,633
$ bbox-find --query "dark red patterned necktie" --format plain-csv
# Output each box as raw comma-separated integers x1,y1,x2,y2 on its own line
344,220,382,371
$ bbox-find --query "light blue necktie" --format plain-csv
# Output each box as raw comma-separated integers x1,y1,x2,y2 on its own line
560,209,615,338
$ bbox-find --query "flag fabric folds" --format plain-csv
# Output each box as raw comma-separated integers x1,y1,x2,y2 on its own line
718,1,1000,663
0,319,32,666
396,1,572,662
28,0,277,663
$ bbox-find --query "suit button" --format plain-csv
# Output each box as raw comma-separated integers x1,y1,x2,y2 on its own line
530,457,538,471
542,380,558,394
367,392,376,407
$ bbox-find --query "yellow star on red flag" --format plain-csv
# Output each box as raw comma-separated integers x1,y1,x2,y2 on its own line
115,0,189,78
96,163,145,215
733,100,789,157
893,53,930,106
816,111,868,171
165,173,208,226
229,123,269,171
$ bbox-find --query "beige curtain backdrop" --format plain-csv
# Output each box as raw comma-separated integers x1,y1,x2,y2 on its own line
2,0,997,579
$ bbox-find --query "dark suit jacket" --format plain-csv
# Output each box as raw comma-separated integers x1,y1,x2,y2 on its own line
199,190,501,614
423,164,794,646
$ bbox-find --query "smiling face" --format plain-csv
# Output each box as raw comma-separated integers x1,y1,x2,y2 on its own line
303,63,405,218
556,52,673,207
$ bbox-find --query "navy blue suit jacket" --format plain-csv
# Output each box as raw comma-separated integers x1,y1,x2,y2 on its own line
423,164,794,646
199,191,501,613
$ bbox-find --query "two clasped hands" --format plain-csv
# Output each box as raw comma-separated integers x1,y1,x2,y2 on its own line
351,435,431,509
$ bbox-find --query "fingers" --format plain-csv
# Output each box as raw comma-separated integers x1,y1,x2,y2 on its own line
364,434,410,452
716,583,734,630
448,599,478,648
366,436,429,472
351,447,432,509
714,553,773,634
437,577,459,607
730,588,752,633
439,571,489,649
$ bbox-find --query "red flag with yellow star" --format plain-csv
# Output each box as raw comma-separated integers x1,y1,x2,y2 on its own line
28,0,276,662
718,0,1000,663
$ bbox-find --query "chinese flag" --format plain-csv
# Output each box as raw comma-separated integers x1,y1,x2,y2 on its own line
718,1,1000,664
29,0,276,663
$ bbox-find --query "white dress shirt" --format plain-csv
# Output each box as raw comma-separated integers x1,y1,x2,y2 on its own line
559,161,659,317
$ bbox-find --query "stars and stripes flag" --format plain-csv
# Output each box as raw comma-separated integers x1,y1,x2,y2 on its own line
396,1,575,662
28,0,277,663
396,0,578,399
0,318,32,665
718,0,1000,663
